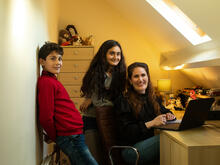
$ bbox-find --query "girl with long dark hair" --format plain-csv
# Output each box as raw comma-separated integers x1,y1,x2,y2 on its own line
80,40,126,163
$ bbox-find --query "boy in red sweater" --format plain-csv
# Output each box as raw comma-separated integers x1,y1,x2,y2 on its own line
37,42,98,165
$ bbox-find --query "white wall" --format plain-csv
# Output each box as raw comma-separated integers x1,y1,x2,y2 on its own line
0,0,59,164
182,66,220,88
58,0,194,92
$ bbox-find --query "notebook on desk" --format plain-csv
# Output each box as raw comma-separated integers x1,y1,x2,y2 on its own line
155,98,215,131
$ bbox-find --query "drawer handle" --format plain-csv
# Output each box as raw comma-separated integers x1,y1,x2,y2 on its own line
74,76,78,80
73,50,79,55
73,64,78,68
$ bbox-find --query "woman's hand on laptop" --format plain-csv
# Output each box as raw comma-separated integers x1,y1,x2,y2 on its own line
145,114,167,128
166,113,176,121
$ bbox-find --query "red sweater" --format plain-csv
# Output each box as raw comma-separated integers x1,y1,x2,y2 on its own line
37,71,83,141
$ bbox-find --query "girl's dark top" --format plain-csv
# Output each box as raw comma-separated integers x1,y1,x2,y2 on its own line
114,94,171,146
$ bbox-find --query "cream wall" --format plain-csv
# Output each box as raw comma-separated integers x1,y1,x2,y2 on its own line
0,0,59,164
58,0,194,92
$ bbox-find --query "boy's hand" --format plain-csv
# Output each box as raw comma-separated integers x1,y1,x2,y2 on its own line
43,134,53,144
80,98,92,113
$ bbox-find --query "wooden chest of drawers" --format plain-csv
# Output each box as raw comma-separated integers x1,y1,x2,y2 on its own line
58,46,94,110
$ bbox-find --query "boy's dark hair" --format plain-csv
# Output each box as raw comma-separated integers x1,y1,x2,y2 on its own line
38,42,63,60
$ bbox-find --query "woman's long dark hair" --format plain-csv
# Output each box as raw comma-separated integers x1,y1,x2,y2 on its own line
126,62,161,117
81,40,126,100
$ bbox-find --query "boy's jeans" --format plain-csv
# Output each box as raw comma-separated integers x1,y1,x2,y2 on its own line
56,134,98,165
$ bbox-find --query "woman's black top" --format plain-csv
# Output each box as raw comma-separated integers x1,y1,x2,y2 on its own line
114,94,171,146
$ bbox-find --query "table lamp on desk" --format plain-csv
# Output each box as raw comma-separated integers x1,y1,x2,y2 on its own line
157,79,172,106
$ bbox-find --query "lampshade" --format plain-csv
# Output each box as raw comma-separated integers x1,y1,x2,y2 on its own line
157,79,171,92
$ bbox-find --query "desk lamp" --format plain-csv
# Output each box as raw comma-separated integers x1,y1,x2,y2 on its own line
157,79,171,106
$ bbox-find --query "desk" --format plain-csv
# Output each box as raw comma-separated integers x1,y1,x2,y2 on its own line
160,121,220,165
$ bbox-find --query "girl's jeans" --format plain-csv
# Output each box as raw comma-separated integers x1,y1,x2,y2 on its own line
56,134,98,165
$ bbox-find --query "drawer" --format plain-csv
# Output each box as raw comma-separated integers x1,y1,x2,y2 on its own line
71,97,84,111
65,85,81,97
61,60,90,72
59,73,85,85
63,47,94,60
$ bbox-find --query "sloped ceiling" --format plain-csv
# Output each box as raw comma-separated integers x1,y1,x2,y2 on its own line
104,0,220,49
104,0,220,88
173,0,220,42
170,0,220,88
160,0,220,69
104,0,191,52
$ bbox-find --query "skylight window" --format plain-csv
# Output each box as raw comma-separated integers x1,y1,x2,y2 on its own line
145,0,211,45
